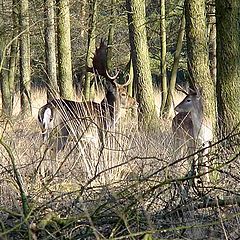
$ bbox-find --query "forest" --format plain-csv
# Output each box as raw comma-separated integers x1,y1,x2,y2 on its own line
0,0,240,239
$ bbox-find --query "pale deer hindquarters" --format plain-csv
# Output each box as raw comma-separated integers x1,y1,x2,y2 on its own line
38,99,103,152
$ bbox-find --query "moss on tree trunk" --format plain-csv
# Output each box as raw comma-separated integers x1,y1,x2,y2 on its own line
216,0,240,137
185,0,216,133
19,0,32,117
44,0,58,100
126,0,158,127
56,0,73,99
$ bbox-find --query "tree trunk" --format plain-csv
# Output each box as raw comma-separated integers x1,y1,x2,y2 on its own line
44,0,58,100
159,0,167,117
126,0,158,126
19,0,32,117
107,0,116,70
164,14,185,117
128,59,134,97
56,0,73,99
216,0,240,137
185,0,216,132
207,0,216,83
1,49,12,117
79,0,87,38
84,0,97,101
5,0,19,116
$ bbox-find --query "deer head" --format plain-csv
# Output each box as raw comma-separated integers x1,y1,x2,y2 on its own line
87,39,136,114
175,85,202,114
87,38,120,81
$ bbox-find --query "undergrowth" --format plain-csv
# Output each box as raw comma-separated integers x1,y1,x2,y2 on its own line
0,114,240,240
0,89,240,239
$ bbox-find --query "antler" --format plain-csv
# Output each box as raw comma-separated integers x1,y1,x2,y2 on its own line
175,84,189,95
115,74,132,87
87,38,120,81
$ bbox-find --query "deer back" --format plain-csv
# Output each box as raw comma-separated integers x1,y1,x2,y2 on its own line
38,99,105,150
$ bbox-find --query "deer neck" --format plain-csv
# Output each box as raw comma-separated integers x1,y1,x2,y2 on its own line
101,90,121,127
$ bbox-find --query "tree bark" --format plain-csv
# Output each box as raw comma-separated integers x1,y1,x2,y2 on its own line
164,14,185,117
84,0,97,101
4,0,19,116
19,0,32,117
216,0,240,137
106,0,116,70
159,0,167,117
207,0,216,83
56,0,74,99
79,0,87,38
126,0,158,126
44,0,58,100
1,49,11,117
185,0,216,133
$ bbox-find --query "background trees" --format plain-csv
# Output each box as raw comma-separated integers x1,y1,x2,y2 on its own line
1,1,240,239
0,0,239,137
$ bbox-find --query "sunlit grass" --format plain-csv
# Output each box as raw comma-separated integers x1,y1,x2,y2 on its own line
1,87,240,239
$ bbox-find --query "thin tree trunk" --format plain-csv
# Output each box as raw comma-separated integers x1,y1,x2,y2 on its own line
19,0,32,117
56,0,73,99
5,0,19,116
44,0,58,100
159,0,167,117
107,0,116,70
1,50,12,117
84,0,97,101
164,14,185,117
126,0,158,126
79,0,87,38
208,1,216,83
128,59,133,96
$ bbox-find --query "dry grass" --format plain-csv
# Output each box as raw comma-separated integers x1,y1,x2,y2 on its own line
0,88,240,239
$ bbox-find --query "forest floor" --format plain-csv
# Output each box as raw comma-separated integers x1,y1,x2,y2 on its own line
0,88,240,239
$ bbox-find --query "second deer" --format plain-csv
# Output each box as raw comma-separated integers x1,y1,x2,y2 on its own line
172,86,213,179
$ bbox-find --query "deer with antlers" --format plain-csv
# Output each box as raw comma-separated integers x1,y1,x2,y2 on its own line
172,85,213,180
38,40,138,154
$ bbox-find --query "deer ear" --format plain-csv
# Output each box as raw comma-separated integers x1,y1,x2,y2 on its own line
195,86,202,98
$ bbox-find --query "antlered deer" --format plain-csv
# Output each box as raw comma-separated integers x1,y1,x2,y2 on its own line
172,86,212,179
38,40,138,154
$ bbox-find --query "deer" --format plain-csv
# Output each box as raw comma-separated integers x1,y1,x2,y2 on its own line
172,85,213,181
38,40,138,155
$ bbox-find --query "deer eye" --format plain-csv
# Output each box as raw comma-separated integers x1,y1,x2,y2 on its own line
187,99,191,102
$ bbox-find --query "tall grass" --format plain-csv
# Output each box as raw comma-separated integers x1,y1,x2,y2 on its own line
0,87,240,239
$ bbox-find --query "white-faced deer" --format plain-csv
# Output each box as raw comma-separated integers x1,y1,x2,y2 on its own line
38,40,138,154
172,86,213,180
